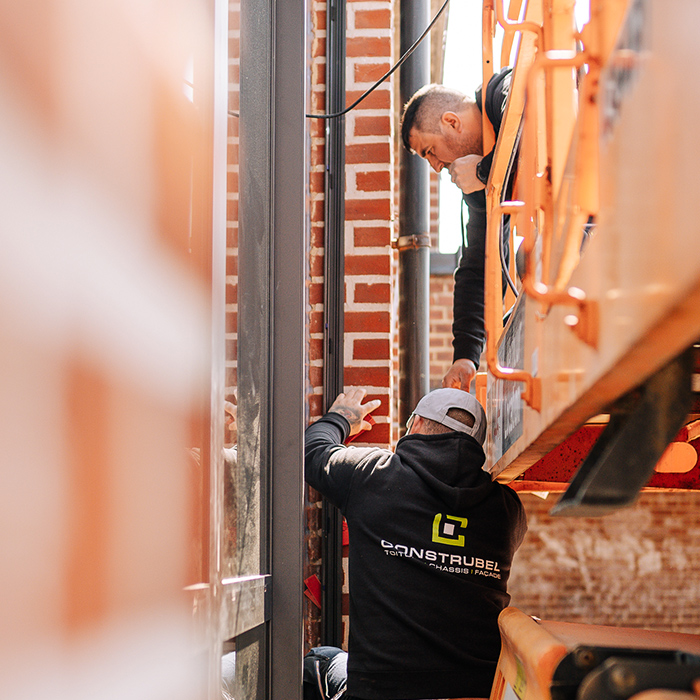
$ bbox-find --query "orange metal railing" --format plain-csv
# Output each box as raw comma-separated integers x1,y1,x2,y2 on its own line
481,0,634,414
482,0,542,410
482,0,606,411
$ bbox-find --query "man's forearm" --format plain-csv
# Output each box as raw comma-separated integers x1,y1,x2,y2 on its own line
452,247,486,368
304,413,355,511
305,414,349,482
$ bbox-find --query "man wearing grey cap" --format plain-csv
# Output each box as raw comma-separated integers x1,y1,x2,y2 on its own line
304,387,527,700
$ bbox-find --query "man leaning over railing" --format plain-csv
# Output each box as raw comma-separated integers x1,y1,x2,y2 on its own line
400,67,514,392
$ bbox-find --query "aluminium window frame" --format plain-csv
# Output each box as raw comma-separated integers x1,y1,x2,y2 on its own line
238,0,307,698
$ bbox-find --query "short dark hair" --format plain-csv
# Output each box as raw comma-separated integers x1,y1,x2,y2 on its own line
400,84,469,152
420,407,475,435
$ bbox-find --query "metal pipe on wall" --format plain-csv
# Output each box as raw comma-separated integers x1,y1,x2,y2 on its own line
398,0,431,426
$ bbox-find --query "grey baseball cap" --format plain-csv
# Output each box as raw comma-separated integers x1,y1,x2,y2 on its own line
412,388,487,445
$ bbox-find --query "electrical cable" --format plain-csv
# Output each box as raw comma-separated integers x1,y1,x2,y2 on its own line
499,122,523,298
226,0,450,121
307,0,449,120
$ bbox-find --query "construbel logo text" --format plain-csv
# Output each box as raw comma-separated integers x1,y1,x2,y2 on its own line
432,513,468,547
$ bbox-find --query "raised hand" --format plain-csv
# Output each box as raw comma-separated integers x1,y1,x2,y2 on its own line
442,358,477,391
329,388,381,436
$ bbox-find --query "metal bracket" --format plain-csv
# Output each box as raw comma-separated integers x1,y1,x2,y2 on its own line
391,233,431,251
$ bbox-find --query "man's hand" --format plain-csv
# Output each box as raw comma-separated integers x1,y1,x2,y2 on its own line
447,154,485,195
329,388,381,437
442,359,477,391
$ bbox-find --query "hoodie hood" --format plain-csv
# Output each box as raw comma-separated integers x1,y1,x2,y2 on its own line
395,431,493,511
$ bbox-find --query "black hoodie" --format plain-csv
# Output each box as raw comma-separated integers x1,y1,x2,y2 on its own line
305,412,527,700
453,66,514,369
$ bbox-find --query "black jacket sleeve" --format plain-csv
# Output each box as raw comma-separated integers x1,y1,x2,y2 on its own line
452,67,513,367
304,412,355,511
452,191,488,367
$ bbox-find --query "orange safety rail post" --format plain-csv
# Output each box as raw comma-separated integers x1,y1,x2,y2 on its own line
491,606,700,699
482,1,496,154
504,0,635,354
496,0,533,314
490,607,568,700
494,0,542,54
498,0,527,69
517,49,599,349
550,0,630,292
483,0,542,410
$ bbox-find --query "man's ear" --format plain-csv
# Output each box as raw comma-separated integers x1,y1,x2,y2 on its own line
410,415,426,435
440,111,462,132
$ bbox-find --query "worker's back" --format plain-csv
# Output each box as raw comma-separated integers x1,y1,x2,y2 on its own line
306,413,527,699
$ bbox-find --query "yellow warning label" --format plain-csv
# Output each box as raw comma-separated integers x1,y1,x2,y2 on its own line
513,658,526,700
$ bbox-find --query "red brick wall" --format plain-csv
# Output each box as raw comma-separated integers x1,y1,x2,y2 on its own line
305,0,397,650
307,0,396,438
429,170,440,247
510,491,700,633
343,0,396,449
429,273,455,389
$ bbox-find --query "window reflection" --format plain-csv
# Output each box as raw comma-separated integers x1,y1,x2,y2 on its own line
224,0,242,581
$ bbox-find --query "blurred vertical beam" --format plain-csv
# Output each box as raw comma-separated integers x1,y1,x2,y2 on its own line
64,361,110,632
209,0,230,695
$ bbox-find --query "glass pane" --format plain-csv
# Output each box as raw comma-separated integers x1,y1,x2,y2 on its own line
222,0,267,581
222,625,267,700
223,0,241,577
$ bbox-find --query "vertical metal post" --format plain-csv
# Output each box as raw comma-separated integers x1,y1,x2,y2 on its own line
322,0,347,648
240,0,306,697
398,0,431,426
270,0,307,695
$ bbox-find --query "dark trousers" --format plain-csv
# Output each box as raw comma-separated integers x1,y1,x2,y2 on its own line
303,647,454,700
303,646,353,700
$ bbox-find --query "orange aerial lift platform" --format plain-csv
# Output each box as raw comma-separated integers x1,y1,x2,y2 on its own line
473,0,700,696
479,0,700,515
490,607,700,700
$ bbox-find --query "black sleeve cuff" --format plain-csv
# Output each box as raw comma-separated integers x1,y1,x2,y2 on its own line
321,411,352,441
476,151,494,184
